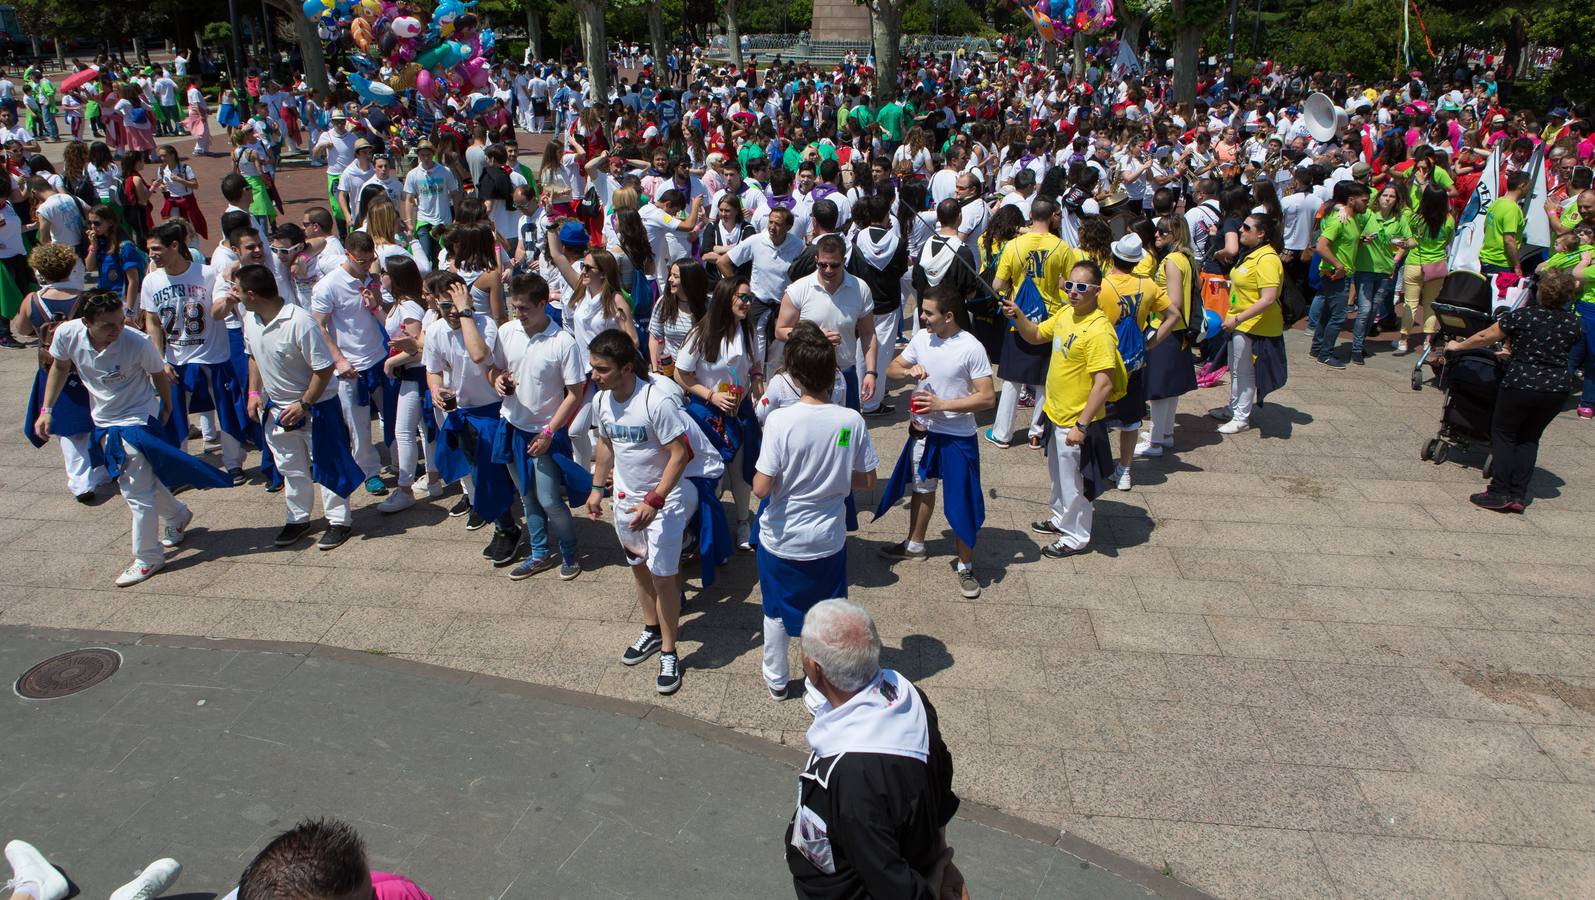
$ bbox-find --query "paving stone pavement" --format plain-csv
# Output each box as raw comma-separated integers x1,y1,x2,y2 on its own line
11,120,1595,898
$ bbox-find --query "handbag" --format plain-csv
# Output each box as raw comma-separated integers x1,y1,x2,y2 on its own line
1420,260,1449,282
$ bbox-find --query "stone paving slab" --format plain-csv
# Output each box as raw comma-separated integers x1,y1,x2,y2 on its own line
0,632,1182,900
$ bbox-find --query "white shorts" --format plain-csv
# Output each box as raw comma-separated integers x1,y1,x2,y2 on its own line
908,432,937,495
612,481,698,577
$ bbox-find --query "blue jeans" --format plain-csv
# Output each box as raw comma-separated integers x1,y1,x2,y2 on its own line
508,452,577,564
1352,272,1396,354
1308,276,1350,359
842,366,861,411
1481,263,1513,275
1574,302,1595,407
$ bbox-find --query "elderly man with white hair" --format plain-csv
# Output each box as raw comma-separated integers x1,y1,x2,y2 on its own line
785,599,967,900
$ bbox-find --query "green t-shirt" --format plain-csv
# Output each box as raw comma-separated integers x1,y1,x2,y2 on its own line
876,102,906,141
1543,244,1595,306
1402,210,1455,264
783,142,808,173
850,104,874,133
1319,207,1363,274
1354,211,1408,275
1407,167,1453,209
737,142,765,177
836,104,850,132
816,142,838,163
1480,196,1526,268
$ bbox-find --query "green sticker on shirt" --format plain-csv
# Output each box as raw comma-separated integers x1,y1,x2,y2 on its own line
838,427,852,447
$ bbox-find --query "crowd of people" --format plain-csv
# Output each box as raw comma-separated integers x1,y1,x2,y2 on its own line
11,36,1593,719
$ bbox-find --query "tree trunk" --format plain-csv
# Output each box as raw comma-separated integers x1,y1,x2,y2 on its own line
1042,38,1056,72
132,35,145,62
1502,14,1527,84
574,0,608,106
1071,30,1085,80
1173,24,1201,108
29,36,41,60
1119,13,1145,55
524,9,542,60
725,0,742,68
866,0,901,105
648,4,666,69
270,0,329,97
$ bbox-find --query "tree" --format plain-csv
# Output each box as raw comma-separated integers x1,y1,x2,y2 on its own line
725,0,742,67
573,0,608,104
858,0,909,105
262,0,329,96
1156,0,1226,108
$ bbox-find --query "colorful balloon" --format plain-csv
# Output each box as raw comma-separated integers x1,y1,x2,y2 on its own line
391,15,421,39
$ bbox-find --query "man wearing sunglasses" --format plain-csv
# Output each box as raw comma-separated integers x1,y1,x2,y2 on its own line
775,234,880,411
999,260,1125,559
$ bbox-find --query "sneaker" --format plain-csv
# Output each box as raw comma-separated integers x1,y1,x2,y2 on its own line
1114,465,1133,491
75,490,96,504
363,475,389,496
464,511,487,531
1391,341,1412,356
274,521,313,546
1041,540,1088,559
3,840,68,900
1217,419,1251,435
621,629,662,665
187,423,203,441
861,403,895,418
768,681,788,701
956,566,981,599
1017,388,1036,408
109,858,182,900
559,561,583,580
656,651,683,695
1317,354,1347,369
160,507,194,549
227,467,246,485
879,541,928,561
0,335,25,350
265,479,284,493
736,520,753,551
115,558,164,587
1505,500,1527,514
1031,519,1063,536
484,527,522,566
1351,352,1365,366
379,463,399,479
508,555,558,580
1578,406,1594,419
1133,438,1165,458
202,438,223,451
317,524,353,550
377,489,416,514
982,427,1012,449
423,479,447,499
1469,491,1514,512
1027,434,1044,451
1207,406,1233,421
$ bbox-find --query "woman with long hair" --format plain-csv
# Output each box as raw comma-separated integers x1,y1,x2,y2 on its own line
648,258,708,373
1214,212,1287,435
1077,217,1114,269
676,275,761,548
115,82,157,162
156,145,207,240
612,207,657,321
376,253,443,512
183,78,212,156
538,139,574,215
231,129,275,229
1396,183,1454,355
446,220,504,323
119,152,153,247
368,199,431,277
701,193,752,275
1140,214,1200,456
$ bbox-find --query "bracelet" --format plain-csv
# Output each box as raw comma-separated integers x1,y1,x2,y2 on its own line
247,390,261,399
540,426,554,438
864,369,878,377
39,406,51,414
643,490,666,510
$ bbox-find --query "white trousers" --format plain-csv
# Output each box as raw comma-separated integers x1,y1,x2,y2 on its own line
193,410,245,469
860,307,900,413
1045,426,1093,551
393,380,435,488
1228,332,1256,425
1147,397,1178,446
117,439,188,567
264,419,352,526
59,432,109,495
993,381,1046,442
763,615,792,690
336,377,382,478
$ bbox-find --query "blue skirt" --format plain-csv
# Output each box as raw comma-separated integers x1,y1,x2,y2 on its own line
1144,335,1198,400
217,104,241,128
758,545,847,634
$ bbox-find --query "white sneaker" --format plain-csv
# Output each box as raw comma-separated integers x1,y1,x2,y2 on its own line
421,479,446,500
1133,439,1165,458
736,520,752,551
1115,466,1133,491
4,840,68,900
109,858,181,900
159,506,194,549
115,559,165,587
1218,419,1252,435
377,489,416,514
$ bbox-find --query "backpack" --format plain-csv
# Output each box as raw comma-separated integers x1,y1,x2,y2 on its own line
1176,251,1205,346
627,262,656,331
1110,276,1150,372
66,171,98,213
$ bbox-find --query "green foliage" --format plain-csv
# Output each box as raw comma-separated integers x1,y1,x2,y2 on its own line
1530,2,1594,104
202,21,234,46
734,0,813,33
902,0,988,36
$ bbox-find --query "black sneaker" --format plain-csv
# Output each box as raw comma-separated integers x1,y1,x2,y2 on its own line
768,681,788,701
621,629,662,665
862,403,895,418
274,521,314,546
1317,354,1347,369
1031,519,1063,536
318,524,353,550
1469,491,1514,512
484,527,522,566
465,511,487,531
75,490,96,505
228,467,246,486
0,335,24,349
448,495,472,518
879,541,928,561
1351,352,1365,366
656,651,682,695
1041,540,1088,559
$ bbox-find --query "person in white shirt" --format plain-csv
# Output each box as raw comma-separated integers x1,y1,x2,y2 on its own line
720,206,804,368
929,147,964,207
637,189,704,282
140,222,249,478
38,289,230,587
337,139,377,227
236,263,364,551
752,322,878,699
311,112,360,237
774,234,879,411
403,141,460,265
309,232,391,496
874,286,996,598
587,329,698,696
29,175,86,251
486,271,589,580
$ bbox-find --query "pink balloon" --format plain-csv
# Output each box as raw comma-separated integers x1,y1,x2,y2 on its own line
415,68,433,97
465,57,489,89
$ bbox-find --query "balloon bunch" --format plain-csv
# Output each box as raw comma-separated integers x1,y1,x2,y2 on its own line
301,0,494,109
1008,0,1116,41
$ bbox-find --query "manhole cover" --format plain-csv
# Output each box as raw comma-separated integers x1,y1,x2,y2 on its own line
14,648,123,699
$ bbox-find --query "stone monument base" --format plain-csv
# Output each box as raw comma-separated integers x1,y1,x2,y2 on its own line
812,0,873,42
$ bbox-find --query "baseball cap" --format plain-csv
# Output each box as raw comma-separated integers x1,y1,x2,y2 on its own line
558,222,591,248
1351,161,1372,179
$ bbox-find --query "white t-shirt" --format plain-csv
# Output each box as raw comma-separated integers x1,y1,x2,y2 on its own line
755,371,846,424
725,230,804,302
567,290,627,363
153,77,178,106
141,261,229,365
404,163,459,226
48,320,164,427
319,129,359,176
0,203,24,258
494,317,585,432
785,272,873,369
384,299,427,370
755,402,878,560
35,192,82,247
637,203,685,282
676,325,752,394
898,328,991,436
423,314,500,408
339,162,375,221
242,302,336,406
1280,191,1320,252
309,267,388,370
595,376,692,498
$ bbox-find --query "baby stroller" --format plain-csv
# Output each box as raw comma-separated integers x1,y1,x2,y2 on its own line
1412,270,1493,391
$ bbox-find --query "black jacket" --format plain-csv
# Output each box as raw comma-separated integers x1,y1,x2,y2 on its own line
786,687,959,900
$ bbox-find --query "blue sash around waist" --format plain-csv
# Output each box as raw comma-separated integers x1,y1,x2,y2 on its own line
91,417,234,491
873,429,985,549
435,401,514,523
489,421,592,508
267,397,365,498
24,368,93,446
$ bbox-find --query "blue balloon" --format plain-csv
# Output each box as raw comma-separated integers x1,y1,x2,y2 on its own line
302,0,324,20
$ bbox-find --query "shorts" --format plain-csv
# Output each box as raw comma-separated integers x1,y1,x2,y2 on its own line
612,481,698,577
908,430,937,495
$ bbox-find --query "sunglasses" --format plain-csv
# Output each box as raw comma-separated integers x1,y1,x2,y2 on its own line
1240,223,1258,232
815,261,842,270
1062,280,1097,293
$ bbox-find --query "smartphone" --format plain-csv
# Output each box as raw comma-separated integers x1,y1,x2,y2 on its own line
1573,166,1594,191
